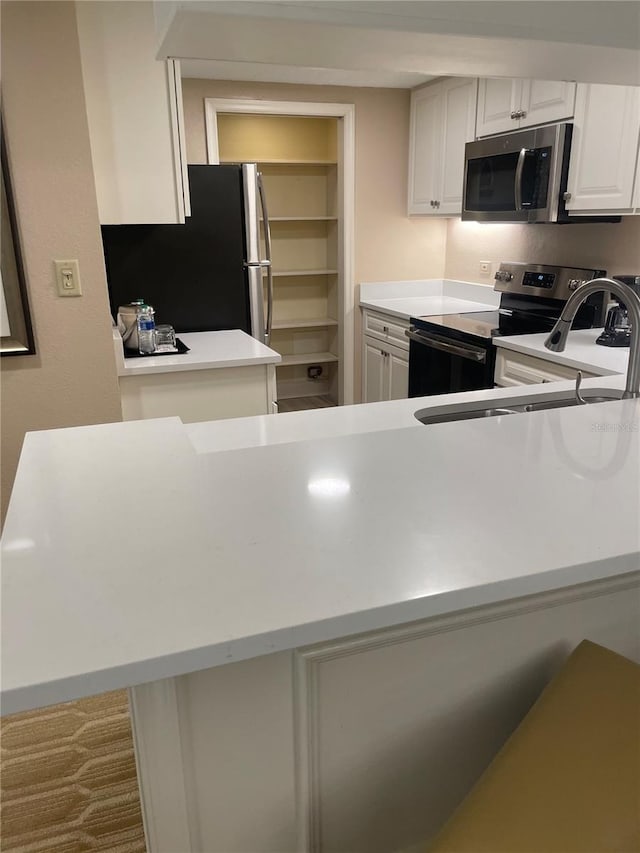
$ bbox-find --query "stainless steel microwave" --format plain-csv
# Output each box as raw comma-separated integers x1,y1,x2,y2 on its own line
462,123,619,224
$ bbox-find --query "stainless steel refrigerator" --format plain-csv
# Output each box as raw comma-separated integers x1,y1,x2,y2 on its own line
102,163,274,344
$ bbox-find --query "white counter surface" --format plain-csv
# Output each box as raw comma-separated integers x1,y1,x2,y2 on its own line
359,278,499,320
2,373,638,715
115,329,281,376
495,329,630,377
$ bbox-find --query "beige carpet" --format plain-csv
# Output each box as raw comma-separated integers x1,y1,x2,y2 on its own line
1,690,146,853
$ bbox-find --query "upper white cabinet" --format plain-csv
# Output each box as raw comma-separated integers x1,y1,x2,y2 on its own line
565,84,640,215
76,1,190,225
476,78,576,137
408,77,477,215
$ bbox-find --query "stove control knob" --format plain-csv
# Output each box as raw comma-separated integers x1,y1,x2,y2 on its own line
568,279,584,291
494,270,513,282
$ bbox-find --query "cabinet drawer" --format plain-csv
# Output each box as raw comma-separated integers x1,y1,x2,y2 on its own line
363,310,409,351
494,349,598,387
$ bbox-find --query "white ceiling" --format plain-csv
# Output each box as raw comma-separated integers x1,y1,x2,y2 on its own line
157,1,640,87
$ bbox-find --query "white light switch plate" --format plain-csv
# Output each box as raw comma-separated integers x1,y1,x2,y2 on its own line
54,259,82,297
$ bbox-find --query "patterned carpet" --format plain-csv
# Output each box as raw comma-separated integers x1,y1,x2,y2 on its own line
1,690,146,853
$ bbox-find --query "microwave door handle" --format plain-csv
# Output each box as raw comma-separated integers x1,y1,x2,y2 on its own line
514,147,534,211
257,170,273,346
405,329,487,363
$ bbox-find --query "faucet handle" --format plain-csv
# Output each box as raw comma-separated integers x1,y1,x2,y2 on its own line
575,371,587,405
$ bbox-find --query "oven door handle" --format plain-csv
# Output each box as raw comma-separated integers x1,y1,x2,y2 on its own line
405,328,487,364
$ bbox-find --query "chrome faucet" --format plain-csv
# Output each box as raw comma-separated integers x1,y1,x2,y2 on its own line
545,278,640,399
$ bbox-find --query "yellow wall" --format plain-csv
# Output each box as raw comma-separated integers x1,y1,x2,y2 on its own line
1,1,122,523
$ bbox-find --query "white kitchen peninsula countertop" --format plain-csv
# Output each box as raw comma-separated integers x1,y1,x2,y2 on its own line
359,278,500,320
114,328,281,377
495,329,630,376
2,373,638,715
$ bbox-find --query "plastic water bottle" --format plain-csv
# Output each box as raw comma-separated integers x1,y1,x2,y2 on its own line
137,303,156,354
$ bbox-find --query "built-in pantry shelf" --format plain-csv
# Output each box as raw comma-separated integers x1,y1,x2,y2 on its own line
221,160,337,166
266,269,338,278
278,352,339,367
271,317,338,330
267,216,338,222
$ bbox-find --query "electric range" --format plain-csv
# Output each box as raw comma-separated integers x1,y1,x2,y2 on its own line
407,262,607,398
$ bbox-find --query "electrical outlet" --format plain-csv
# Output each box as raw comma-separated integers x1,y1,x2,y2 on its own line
479,261,491,275
54,260,82,297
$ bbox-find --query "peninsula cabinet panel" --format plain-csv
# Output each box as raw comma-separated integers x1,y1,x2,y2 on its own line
476,78,575,137
130,576,639,852
119,364,277,423
408,78,477,215
565,84,640,214
76,1,189,224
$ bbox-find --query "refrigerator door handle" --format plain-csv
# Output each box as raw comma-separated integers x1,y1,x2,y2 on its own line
257,171,274,346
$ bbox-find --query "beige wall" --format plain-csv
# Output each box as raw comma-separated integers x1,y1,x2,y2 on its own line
1,2,122,522
181,79,448,400
445,217,640,284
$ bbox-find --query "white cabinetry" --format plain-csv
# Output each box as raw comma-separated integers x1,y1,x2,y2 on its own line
476,78,576,137
76,1,190,224
408,78,477,215
494,349,598,387
362,310,409,402
565,84,640,215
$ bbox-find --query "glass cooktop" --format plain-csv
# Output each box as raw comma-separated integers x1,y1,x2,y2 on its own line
412,309,559,340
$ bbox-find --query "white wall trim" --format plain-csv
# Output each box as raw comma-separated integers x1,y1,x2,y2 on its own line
129,679,194,853
204,97,355,404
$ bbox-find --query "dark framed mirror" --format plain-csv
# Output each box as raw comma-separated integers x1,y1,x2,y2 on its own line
1,120,36,355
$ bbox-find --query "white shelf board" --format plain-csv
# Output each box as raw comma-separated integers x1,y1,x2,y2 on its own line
266,216,338,222
271,317,338,330
221,159,337,166
277,352,340,367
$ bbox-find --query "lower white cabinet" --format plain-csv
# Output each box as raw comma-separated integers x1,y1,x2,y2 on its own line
363,340,409,403
362,310,409,402
494,348,598,387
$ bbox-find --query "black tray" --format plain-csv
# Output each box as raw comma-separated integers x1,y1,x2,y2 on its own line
123,338,191,358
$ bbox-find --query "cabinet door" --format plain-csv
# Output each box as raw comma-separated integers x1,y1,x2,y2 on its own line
476,78,522,137
386,344,409,401
76,1,189,224
408,84,443,214
438,78,477,215
363,339,386,403
566,84,640,213
519,80,576,129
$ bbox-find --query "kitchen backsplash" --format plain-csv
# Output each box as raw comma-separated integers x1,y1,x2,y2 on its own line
444,217,640,284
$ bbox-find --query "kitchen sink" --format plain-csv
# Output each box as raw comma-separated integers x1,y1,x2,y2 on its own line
415,389,626,426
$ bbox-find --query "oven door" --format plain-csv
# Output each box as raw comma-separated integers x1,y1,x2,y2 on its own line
407,328,494,397
462,123,568,223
